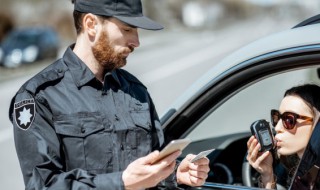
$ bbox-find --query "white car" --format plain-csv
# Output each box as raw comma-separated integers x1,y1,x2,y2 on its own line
161,14,320,189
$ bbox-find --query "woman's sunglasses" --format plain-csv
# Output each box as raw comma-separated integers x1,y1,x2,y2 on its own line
270,109,313,130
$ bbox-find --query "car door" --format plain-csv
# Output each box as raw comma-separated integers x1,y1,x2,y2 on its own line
161,16,320,189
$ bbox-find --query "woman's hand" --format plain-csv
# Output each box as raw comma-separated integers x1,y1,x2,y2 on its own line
246,136,274,182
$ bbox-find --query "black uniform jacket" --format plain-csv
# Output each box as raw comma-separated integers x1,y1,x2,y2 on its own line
9,46,177,190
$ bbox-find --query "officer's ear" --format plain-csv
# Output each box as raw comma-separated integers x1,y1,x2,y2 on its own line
83,13,98,37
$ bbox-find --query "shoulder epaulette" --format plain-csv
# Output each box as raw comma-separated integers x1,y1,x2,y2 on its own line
18,59,67,95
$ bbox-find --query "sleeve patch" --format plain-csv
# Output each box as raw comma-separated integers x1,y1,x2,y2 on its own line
14,98,36,130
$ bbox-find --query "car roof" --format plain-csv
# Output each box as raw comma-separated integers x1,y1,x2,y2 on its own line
163,22,320,117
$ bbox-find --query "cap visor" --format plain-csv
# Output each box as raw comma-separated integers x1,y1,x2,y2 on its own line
114,16,163,30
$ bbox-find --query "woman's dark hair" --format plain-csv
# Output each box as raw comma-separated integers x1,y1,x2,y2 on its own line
284,83,320,112
280,83,320,187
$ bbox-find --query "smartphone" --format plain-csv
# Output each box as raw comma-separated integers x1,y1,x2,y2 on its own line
250,119,275,152
190,148,215,163
152,138,191,164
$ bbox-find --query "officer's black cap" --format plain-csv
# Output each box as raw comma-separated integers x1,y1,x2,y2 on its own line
74,0,163,30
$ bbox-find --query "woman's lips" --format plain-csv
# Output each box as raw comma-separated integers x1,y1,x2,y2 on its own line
274,137,281,146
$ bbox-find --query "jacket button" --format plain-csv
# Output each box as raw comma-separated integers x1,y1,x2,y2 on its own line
115,114,120,121
81,127,86,133
120,144,124,150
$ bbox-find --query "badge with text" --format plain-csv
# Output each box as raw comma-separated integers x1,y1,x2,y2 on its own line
14,98,35,130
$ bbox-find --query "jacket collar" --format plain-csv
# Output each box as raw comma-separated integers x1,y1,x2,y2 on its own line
63,44,121,88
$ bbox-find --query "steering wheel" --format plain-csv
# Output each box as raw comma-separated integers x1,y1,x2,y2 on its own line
241,152,259,187
242,152,286,189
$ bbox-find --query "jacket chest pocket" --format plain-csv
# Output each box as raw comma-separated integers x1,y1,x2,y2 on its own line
129,101,153,159
54,112,113,172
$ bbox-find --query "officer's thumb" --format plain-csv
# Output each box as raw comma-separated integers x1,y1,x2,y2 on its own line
144,150,160,164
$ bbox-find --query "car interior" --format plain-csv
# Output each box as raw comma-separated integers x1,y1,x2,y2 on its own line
160,14,320,189
178,67,320,189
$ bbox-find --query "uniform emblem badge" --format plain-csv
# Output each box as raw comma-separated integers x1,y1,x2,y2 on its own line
14,98,35,130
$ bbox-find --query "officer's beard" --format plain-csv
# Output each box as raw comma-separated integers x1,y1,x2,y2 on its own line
92,31,133,71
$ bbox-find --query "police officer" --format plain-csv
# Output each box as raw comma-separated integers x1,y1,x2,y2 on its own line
9,0,210,189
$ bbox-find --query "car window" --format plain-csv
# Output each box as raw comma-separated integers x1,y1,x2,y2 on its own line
186,68,319,141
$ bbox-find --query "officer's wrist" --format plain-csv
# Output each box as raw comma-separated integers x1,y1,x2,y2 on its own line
122,170,138,190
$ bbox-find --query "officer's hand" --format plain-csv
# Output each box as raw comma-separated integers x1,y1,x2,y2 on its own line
122,150,181,190
176,154,210,187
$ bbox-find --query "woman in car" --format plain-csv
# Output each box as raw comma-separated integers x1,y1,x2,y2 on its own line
246,84,320,189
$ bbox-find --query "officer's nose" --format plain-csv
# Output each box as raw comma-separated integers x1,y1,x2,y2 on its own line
129,29,140,48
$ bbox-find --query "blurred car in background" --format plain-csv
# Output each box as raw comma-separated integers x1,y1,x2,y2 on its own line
0,27,59,68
